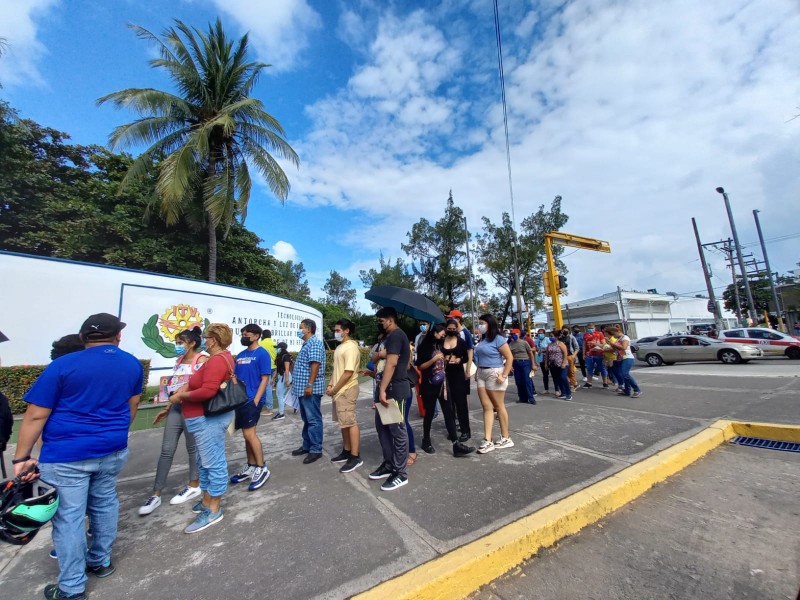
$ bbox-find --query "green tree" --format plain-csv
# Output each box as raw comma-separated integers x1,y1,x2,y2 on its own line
401,191,469,308
359,253,415,290
97,19,299,282
475,196,569,326
322,270,357,311
274,259,310,300
722,277,773,314
0,103,283,292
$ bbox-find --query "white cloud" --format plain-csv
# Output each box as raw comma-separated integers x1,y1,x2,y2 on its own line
0,0,59,87
271,240,299,262
208,0,322,71
278,1,800,307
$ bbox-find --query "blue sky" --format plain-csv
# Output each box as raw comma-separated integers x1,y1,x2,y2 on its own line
2,0,800,317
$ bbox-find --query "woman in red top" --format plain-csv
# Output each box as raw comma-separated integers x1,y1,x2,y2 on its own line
168,323,235,534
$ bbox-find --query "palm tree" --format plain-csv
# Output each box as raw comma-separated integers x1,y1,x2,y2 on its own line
98,19,299,281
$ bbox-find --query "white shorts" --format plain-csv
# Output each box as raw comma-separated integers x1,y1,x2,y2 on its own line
476,367,508,391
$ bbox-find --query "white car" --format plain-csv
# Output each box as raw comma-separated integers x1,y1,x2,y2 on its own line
719,327,800,360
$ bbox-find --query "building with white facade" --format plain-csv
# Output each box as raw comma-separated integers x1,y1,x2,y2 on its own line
546,290,738,339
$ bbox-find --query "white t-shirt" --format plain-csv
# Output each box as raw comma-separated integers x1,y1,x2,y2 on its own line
618,335,634,359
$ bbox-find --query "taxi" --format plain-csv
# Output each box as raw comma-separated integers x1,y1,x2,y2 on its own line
719,327,800,360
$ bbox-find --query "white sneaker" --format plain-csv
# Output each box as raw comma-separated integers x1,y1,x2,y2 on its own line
582,377,588,382
170,486,202,505
495,437,514,449
138,495,162,516
477,439,495,454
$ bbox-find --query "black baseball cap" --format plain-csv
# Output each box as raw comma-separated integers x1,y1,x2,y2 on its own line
79,313,126,340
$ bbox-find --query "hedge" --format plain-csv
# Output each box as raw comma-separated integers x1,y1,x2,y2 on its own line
0,359,151,415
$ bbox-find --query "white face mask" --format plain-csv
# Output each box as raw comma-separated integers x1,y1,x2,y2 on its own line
478,324,488,334
334,331,343,341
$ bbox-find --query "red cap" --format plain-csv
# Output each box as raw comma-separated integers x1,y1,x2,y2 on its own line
446,309,463,319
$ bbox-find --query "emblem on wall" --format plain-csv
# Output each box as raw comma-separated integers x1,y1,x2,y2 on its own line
142,304,209,358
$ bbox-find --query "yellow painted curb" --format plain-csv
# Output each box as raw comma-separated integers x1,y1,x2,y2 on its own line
353,419,800,600
730,421,800,443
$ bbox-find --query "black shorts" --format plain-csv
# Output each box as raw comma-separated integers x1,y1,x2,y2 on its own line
235,399,264,430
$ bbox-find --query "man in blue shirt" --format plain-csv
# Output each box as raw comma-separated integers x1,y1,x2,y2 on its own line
230,323,272,491
291,318,326,464
572,326,586,381
14,313,142,600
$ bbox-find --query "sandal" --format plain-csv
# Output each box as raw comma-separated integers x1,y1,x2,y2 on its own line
407,453,417,466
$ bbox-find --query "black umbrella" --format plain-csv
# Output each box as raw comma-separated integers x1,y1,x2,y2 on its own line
364,286,446,324
0,331,7,343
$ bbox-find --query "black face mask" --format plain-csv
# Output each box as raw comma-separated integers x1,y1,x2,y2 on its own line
376,322,386,334
446,330,458,337
240,336,252,346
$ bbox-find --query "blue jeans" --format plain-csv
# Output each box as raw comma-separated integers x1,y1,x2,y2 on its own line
550,365,571,399
512,359,535,401
585,355,607,379
609,361,622,386
185,412,234,497
618,358,640,395
299,393,323,453
40,448,129,595
276,375,289,414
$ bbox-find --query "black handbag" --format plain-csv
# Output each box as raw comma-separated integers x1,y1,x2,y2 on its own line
204,354,250,416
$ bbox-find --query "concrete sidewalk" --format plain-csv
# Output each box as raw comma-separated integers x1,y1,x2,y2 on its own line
0,374,795,599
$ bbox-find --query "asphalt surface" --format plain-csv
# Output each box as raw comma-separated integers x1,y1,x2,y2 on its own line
1,359,798,599
471,444,800,600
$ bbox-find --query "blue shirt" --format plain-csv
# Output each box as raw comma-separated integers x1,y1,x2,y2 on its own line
474,335,508,367
24,345,143,463
575,333,585,351
294,335,326,395
535,337,548,363
235,346,272,401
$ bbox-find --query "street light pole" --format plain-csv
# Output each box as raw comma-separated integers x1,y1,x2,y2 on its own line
753,209,785,332
716,187,757,323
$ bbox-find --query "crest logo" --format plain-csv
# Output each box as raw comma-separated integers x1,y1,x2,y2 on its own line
142,304,209,358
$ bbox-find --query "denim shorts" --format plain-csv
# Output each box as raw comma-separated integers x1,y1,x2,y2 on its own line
235,399,264,430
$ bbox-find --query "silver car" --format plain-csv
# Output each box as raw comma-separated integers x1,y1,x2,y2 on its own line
635,334,762,366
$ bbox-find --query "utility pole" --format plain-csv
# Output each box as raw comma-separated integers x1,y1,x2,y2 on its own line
617,285,627,334
716,187,757,323
753,209,785,332
462,216,478,331
725,239,743,324
692,218,724,332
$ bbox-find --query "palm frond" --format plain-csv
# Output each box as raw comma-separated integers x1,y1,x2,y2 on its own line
241,139,291,201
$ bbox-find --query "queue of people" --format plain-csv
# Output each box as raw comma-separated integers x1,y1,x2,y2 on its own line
10,308,640,599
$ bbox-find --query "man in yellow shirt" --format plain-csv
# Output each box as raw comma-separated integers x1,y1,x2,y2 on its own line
326,319,362,474
259,330,278,414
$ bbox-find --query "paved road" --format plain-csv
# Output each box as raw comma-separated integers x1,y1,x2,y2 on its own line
1,360,798,599
471,444,800,600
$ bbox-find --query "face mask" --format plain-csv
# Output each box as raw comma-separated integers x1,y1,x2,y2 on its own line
174,345,187,356
296,330,305,339
377,322,386,334
334,331,343,341
420,324,428,332
446,330,458,337
549,336,556,343
511,334,519,341
587,328,595,333
478,324,488,334
240,336,251,346
537,333,545,340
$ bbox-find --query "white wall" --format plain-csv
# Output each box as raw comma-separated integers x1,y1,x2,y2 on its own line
0,252,323,384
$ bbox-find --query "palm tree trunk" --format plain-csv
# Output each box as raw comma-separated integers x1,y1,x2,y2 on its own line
207,212,217,282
